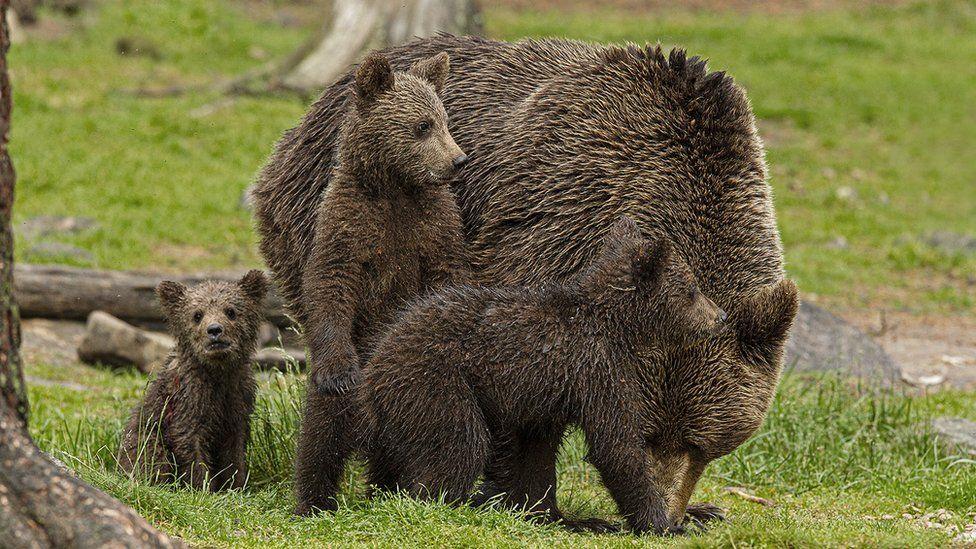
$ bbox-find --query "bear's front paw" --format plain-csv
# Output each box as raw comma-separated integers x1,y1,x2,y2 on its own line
684,502,726,528
311,348,361,395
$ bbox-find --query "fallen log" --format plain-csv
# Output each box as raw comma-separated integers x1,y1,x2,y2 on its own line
14,263,293,328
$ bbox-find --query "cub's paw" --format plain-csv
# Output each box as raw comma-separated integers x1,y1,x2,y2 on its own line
468,482,504,508
560,517,621,534
293,498,338,517
684,502,726,528
310,348,361,396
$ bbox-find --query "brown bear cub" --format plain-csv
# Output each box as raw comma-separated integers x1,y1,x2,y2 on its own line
293,52,469,515
361,217,795,535
117,270,268,491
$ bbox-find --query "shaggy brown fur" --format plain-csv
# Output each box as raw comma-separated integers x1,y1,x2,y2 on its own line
117,271,268,491
252,35,795,527
292,52,469,515
358,218,796,535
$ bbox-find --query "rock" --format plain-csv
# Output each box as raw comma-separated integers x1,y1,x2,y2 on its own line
924,231,976,256
20,215,97,239
785,301,901,384
835,185,857,202
21,318,87,368
956,522,976,544
931,417,976,455
826,235,849,250
24,241,93,262
77,311,173,373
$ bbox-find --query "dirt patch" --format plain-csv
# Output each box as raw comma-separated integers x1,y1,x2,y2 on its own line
491,0,908,15
842,311,976,390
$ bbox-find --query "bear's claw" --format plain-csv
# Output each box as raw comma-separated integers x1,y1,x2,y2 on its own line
312,365,362,395
684,502,726,528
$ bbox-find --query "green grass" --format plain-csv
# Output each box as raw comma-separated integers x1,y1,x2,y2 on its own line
10,0,976,310
25,357,976,547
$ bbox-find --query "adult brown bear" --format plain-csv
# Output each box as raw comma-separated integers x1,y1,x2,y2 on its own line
252,35,796,531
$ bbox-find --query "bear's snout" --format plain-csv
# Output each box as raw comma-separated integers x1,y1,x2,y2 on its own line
206,323,224,340
452,154,469,170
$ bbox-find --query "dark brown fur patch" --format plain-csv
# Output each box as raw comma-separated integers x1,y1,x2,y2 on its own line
359,219,748,534
251,36,798,526
291,53,469,515
117,271,268,491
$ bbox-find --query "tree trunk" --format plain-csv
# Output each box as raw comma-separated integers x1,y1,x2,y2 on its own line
0,4,180,546
278,0,482,92
14,263,292,328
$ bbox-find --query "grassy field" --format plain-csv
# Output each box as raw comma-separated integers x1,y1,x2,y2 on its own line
25,357,976,547
10,0,976,312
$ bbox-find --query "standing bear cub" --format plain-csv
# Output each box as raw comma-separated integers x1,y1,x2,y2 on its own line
293,52,470,514
361,217,796,535
118,270,268,491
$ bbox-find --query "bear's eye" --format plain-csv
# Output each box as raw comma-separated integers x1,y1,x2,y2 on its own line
415,120,431,137
192,311,203,324
225,307,237,320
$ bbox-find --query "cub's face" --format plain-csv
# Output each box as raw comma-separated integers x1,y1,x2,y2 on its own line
349,52,467,187
582,216,727,344
655,253,728,343
156,270,268,365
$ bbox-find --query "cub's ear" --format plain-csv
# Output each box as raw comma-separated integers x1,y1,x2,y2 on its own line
408,52,450,94
631,238,671,288
734,278,799,372
156,281,187,317
608,215,642,243
355,54,395,103
239,270,269,304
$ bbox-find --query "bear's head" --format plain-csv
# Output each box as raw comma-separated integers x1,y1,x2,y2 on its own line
580,216,798,530
341,52,467,190
579,216,728,345
156,270,269,368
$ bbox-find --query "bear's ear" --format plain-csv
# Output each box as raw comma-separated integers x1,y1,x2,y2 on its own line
631,237,671,288
608,215,642,243
355,54,395,103
156,280,187,317
734,279,799,372
239,270,269,304
408,52,450,94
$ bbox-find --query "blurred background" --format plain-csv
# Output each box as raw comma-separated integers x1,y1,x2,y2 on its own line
7,1,975,545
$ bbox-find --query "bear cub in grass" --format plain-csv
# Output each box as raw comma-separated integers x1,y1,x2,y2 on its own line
118,270,268,491
293,52,469,514
361,217,732,534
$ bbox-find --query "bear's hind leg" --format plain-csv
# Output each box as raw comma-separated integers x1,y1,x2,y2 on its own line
293,391,358,516
402,400,490,505
474,429,619,534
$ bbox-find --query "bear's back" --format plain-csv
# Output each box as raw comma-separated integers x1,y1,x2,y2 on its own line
253,35,782,317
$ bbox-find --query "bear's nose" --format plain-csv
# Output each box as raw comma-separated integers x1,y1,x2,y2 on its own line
717,309,728,323
452,154,468,169
207,323,223,338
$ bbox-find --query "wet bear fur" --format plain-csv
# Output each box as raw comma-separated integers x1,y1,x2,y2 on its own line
292,52,470,515
117,270,268,491
358,218,796,534
252,35,798,528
